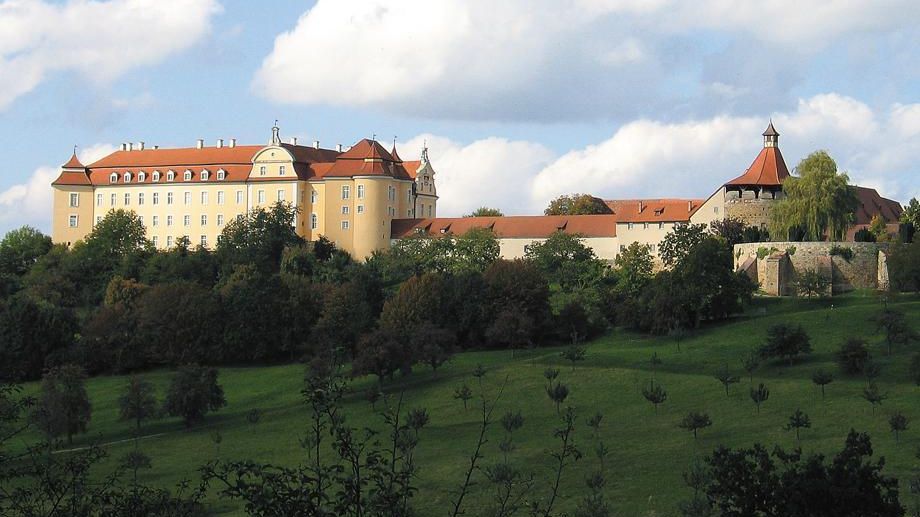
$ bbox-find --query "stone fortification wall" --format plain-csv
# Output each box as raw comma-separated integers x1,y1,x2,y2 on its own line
724,197,775,229
734,241,889,295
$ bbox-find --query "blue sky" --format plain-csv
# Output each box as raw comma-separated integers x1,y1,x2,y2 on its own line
1,0,918,233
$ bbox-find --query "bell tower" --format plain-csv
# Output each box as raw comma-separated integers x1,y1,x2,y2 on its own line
763,120,779,148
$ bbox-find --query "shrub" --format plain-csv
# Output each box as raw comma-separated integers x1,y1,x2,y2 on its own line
758,324,812,365
828,245,854,261
854,228,876,242
793,269,829,298
837,338,871,375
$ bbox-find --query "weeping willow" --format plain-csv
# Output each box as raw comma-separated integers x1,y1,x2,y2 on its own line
769,150,858,241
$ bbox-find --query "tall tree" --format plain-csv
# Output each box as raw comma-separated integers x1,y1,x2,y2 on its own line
544,194,613,216
118,376,158,433
31,364,91,444
0,226,52,279
216,202,304,274
659,223,709,267
163,365,226,428
758,324,812,365
769,150,859,241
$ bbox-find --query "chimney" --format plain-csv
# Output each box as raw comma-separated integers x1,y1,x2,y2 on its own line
229,138,236,148
128,142,134,151
638,200,643,213
196,139,204,149
217,138,224,148
688,200,693,211
138,141,145,151
121,143,128,151
290,137,298,145
336,143,343,152
313,140,320,149
153,145,160,150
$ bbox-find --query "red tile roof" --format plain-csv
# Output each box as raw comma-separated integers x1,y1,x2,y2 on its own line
604,199,704,223
403,160,421,179
852,186,903,225
324,139,413,180
52,152,92,186
725,146,790,187
391,215,618,239
62,153,84,169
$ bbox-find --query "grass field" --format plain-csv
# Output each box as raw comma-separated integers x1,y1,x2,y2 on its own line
15,292,920,516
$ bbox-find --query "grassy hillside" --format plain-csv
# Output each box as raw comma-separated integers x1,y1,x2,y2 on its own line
17,293,920,516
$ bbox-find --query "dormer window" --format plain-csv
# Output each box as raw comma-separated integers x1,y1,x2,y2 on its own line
217,169,226,180
201,170,210,181
279,165,286,176
184,170,193,181
110,172,118,183
152,171,161,182
123,172,132,183
167,170,175,182
138,171,146,182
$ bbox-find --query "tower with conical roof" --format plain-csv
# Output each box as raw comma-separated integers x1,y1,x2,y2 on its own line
718,122,790,229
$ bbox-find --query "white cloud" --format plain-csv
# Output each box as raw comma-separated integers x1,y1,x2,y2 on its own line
0,0,221,110
0,144,115,234
409,93,918,217
255,0,919,120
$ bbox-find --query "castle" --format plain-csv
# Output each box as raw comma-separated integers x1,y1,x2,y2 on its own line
52,123,902,262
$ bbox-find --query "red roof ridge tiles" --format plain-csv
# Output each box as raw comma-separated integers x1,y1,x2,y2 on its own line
604,198,705,223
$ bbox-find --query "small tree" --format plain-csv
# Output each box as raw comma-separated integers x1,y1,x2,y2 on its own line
163,365,227,428
837,338,871,375
118,376,158,433
453,383,473,410
642,381,668,414
793,269,829,298
889,411,909,444
561,345,586,371
586,412,603,439
784,409,811,441
862,383,887,415
741,351,760,384
546,382,570,415
544,367,560,384
759,324,812,365
713,366,740,397
872,309,916,356
678,412,713,439
811,369,834,400
32,364,92,445
749,383,770,414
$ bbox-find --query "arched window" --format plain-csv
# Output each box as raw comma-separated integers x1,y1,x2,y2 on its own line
152,171,161,182
217,169,226,180
110,172,118,183
201,170,210,181
138,171,146,182
183,170,193,181
123,172,132,183
167,170,175,181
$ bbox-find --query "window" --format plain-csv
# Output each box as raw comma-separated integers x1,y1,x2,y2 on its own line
658,222,664,229
200,235,207,247
201,192,208,205
138,193,144,205
258,190,265,203
649,244,657,254
427,205,432,217
310,191,318,203
183,170,192,181
201,170,210,181
357,205,364,214
341,205,350,215
259,166,266,176
153,192,159,205
627,222,634,230
68,215,78,228
138,172,146,182
341,185,350,199
387,186,395,201
184,192,191,205
277,190,284,202
408,210,412,217
96,194,102,206
124,172,131,183
110,172,117,183
217,169,225,181
217,191,224,205
714,206,720,214
183,215,190,227
167,170,175,181
341,220,349,230
217,214,224,226
167,215,174,227
310,213,318,230
124,193,130,205
357,185,365,199
69,193,79,207
643,222,649,229
167,236,173,248
152,236,158,247
138,216,144,226
167,192,174,205
279,165,285,176
152,215,159,227
152,171,160,182
200,215,207,226
96,216,102,225
236,191,243,204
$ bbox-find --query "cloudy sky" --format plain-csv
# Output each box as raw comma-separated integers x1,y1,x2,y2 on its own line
1,0,918,233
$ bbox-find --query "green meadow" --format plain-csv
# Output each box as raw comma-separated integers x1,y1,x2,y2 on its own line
16,293,920,516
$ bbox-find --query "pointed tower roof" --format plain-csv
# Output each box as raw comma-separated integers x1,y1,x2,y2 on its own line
62,151,84,169
52,149,92,186
724,124,789,188
762,120,778,137
390,144,403,163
